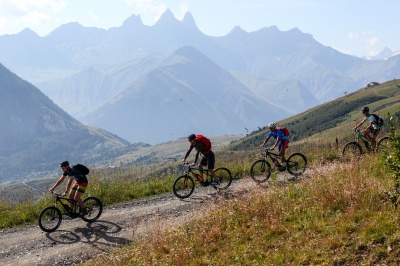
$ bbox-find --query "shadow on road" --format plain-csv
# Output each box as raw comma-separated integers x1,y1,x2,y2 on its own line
45,220,130,250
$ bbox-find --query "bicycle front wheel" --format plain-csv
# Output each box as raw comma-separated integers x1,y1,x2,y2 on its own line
214,167,232,189
81,196,103,222
377,136,394,152
173,175,195,199
287,153,307,176
250,160,272,183
342,142,362,162
38,206,62,232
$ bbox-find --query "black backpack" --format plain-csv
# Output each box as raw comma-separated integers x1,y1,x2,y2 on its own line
371,114,384,127
73,164,90,175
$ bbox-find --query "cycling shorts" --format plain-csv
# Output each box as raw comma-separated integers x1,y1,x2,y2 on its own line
200,151,215,169
71,182,88,193
278,140,289,152
365,127,380,137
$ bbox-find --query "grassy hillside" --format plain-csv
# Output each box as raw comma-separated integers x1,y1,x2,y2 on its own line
232,79,400,150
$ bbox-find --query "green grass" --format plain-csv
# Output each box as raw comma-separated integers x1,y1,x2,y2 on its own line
0,165,178,229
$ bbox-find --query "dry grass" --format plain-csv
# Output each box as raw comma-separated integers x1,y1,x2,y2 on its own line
85,154,400,265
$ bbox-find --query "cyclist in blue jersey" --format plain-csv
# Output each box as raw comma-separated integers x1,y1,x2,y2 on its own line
260,122,289,170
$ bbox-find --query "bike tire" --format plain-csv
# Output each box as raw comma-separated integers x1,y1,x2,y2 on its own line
38,206,62,232
173,175,195,199
287,153,307,176
377,136,394,152
342,141,362,162
81,196,103,222
214,167,232,190
250,160,272,183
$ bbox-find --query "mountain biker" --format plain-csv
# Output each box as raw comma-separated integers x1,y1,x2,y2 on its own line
182,134,218,186
260,122,289,171
353,106,380,151
49,161,88,216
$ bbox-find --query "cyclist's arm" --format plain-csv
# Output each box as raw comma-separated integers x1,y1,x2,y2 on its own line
353,119,365,130
270,138,280,150
193,150,200,164
49,175,67,192
261,136,270,147
182,145,194,162
64,176,74,195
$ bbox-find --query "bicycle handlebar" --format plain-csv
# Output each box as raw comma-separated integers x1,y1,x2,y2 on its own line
50,191,62,197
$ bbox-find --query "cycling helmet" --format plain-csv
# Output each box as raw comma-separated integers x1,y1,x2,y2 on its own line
59,161,69,167
188,134,196,141
361,106,369,113
268,122,276,129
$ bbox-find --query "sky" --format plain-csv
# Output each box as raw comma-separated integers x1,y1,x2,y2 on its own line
0,0,398,59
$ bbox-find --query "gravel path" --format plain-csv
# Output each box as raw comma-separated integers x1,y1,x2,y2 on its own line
0,168,313,266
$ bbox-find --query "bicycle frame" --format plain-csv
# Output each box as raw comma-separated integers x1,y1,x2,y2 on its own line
260,148,281,166
51,192,80,217
353,129,373,151
183,163,212,183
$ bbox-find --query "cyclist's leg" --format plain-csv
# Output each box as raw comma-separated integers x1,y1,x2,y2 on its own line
71,183,88,209
363,128,372,141
206,152,218,183
199,157,208,181
279,140,289,165
371,128,379,150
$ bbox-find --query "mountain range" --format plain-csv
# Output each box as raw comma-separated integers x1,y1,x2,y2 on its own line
0,63,134,185
0,10,399,144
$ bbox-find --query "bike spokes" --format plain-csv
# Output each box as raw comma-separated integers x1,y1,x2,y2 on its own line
214,167,232,190
287,153,307,176
173,175,195,198
342,142,362,162
38,206,62,232
250,160,271,183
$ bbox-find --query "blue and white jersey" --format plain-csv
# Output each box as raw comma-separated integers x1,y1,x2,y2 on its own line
267,129,289,141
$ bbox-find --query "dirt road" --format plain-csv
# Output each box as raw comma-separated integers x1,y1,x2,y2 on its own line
0,171,308,266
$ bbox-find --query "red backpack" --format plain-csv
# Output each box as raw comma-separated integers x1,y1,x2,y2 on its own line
196,134,212,150
276,126,290,136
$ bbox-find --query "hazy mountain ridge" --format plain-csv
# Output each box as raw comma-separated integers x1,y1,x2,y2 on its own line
0,9,399,145
0,63,133,184
81,46,288,144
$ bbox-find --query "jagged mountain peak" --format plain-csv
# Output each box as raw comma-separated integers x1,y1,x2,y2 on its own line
122,13,144,28
155,8,178,26
182,11,197,28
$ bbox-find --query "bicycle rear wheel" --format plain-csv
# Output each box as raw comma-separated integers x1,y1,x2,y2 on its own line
173,175,195,199
81,196,103,222
38,206,62,232
287,153,307,176
377,136,393,152
214,167,232,189
250,160,272,183
342,141,362,162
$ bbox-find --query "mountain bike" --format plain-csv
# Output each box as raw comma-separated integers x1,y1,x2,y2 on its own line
250,148,307,183
173,163,232,199
38,192,103,232
342,129,393,161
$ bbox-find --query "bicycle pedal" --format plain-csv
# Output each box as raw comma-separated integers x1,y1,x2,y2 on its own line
201,181,210,187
